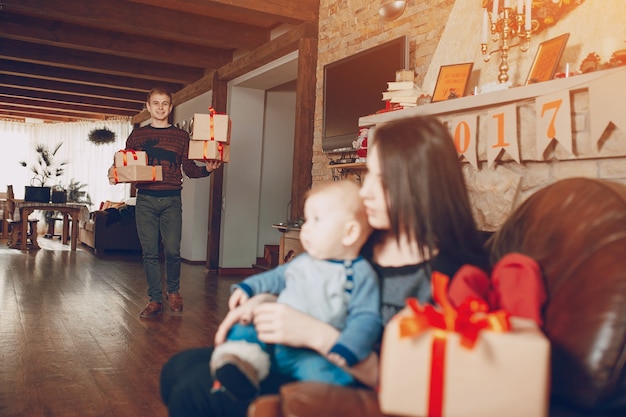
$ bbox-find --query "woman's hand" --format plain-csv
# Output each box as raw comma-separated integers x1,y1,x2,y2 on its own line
214,293,277,345
252,303,339,354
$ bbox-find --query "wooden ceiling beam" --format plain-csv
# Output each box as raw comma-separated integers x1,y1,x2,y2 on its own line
0,86,145,112
0,13,233,69
218,22,317,81
0,74,147,103
0,103,108,121
0,60,183,93
0,96,138,118
0,112,74,123
124,0,319,25
1,0,269,50
1,39,204,84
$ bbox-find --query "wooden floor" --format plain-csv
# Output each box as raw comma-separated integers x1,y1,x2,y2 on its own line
0,237,244,417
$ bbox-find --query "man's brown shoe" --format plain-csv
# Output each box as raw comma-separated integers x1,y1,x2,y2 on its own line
140,301,163,318
167,292,183,313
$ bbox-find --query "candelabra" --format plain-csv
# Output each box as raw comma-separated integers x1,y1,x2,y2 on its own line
481,0,533,83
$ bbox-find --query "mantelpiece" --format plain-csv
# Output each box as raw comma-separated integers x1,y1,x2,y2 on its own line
360,67,626,123
357,66,626,231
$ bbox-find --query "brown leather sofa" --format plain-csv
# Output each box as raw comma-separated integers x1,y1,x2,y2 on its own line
79,205,142,254
248,177,626,417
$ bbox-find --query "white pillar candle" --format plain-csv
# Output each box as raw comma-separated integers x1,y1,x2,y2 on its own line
482,9,489,43
525,0,532,30
492,0,499,20
517,0,523,14
504,0,511,8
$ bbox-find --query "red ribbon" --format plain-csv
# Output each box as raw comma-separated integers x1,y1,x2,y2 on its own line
119,149,139,166
202,141,224,161
399,271,511,417
208,107,216,141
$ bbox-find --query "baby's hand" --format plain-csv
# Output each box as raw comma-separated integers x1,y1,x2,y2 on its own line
228,288,249,310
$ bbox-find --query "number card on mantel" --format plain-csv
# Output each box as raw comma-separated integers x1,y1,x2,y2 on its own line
487,104,519,167
535,91,573,159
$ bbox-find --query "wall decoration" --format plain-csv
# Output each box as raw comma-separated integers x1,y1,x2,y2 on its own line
481,1,585,34
487,104,519,167
432,63,474,102
452,115,478,169
526,33,570,84
88,128,116,145
535,90,572,158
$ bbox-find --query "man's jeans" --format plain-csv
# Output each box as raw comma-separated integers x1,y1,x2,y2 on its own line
135,193,182,303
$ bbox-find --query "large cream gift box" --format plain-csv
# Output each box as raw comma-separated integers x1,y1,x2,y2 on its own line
108,165,162,184
188,140,230,163
191,108,231,143
378,273,550,417
114,150,148,167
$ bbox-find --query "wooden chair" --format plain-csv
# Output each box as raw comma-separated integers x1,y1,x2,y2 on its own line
6,185,40,250
0,190,7,239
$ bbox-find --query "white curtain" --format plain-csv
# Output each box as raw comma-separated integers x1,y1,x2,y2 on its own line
1,119,134,209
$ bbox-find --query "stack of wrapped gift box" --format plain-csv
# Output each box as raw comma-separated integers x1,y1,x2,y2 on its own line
108,150,163,184
189,108,231,162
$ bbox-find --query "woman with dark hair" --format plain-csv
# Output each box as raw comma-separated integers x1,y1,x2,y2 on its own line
160,115,489,416
360,115,489,324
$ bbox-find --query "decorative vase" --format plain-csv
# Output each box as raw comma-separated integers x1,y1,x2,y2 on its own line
51,189,67,204
24,186,51,203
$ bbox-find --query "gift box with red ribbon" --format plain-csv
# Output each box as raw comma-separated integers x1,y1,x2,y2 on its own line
108,165,163,184
191,107,231,143
378,272,550,417
114,150,148,167
188,140,230,163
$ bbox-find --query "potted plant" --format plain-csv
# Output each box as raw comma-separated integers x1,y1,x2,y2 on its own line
44,179,92,237
19,142,67,202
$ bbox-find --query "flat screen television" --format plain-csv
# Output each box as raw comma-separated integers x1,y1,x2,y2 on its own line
322,36,408,152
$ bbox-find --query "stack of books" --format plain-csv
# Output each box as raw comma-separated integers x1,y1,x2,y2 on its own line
381,70,431,109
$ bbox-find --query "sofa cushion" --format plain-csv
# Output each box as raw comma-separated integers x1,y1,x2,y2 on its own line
488,177,626,410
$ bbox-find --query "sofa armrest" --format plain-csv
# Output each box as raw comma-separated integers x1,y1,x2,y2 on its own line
247,395,282,417
255,382,384,417
89,210,108,220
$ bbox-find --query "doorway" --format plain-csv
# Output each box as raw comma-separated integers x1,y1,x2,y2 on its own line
219,52,298,268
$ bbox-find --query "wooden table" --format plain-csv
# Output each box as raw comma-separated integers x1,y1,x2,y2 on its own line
13,201,89,251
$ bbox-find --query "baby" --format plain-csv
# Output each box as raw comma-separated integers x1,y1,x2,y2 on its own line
210,180,382,399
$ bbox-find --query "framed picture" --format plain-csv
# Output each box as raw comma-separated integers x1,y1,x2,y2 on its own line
432,63,474,102
526,33,570,85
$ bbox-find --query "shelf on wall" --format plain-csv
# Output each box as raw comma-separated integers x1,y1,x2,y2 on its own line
326,162,366,170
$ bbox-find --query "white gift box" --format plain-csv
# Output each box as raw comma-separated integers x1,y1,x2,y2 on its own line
379,311,550,417
191,112,231,143
114,150,148,167
188,140,230,163
108,165,163,184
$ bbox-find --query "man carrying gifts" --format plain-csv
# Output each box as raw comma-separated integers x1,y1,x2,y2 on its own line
118,87,222,319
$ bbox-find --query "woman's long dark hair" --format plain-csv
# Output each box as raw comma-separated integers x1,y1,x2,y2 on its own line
371,115,489,272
